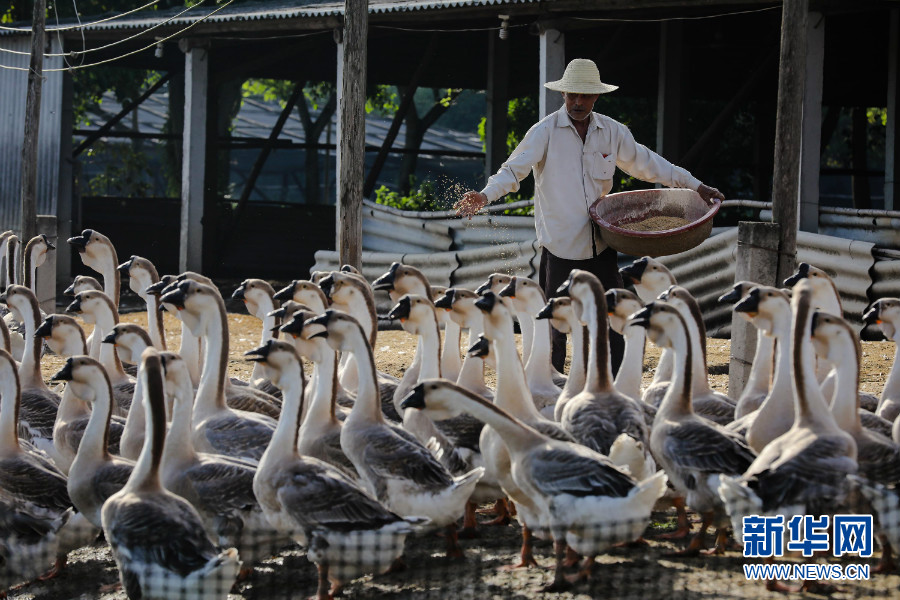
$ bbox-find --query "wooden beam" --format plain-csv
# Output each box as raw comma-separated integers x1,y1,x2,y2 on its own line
485,31,510,180
799,10,824,233
337,0,367,271
179,42,209,273
72,73,172,158
538,26,565,118
362,35,438,198
20,0,45,242
219,82,304,253
771,0,808,285
887,9,900,210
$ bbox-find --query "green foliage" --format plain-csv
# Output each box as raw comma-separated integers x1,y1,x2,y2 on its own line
83,140,152,197
374,177,443,212
868,107,887,127
366,85,399,116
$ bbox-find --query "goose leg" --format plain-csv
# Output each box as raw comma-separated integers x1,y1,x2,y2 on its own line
501,525,541,570
665,512,712,557
873,537,895,573
482,498,511,526
445,524,465,559
545,539,572,592
36,556,66,580
312,561,332,600
563,545,581,568
764,557,796,593
459,501,479,538
658,496,692,539
566,556,596,584
700,527,730,556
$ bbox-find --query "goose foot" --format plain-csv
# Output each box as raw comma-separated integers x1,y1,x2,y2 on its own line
699,528,730,556
458,502,479,538
873,540,895,573
382,557,407,575
799,580,839,594
99,582,122,593
546,540,572,592
562,545,581,568
36,557,67,580
657,497,692,539
501,527,542,570
565,556,596,584
444,525,465,560
765,579,798,593
613,536,650,548
476,498,506,515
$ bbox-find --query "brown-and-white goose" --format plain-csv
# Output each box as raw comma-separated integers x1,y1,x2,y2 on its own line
863,298,900,422
432,284,462,382
101,348,241,599
605,289,647,405
434,288,493,400
160,280,276,462
102,323,153,460
475,273,534,369
147,273,202,386
232,278,282,397
306,309,483,559
536,296,588,418
117,255,166,351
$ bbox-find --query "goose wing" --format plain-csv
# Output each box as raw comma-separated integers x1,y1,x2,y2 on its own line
0,456,70,512
527,446,635,499
91,462,134,504
858,437,900,486
200,412,274,461
279,458,400,533
186,456,258,514
360,426,453,492
662,421,756,484
532,421,576,443
434,414,483,452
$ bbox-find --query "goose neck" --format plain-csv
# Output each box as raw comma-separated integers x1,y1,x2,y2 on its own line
828,346,862,434
119,375,145,459
615,325,644,400
146,295,166,351
743,332,775,396
178,322,201,387
493,331,542,420
441,388,540,455
346,326,384,424
130,372,166,492
441,318,462,379
457,326,488,393
682,310,712,396
305,350,339,428
417,314,442,381
657,323,693,418
524,314,557,388
195,303,228,415
882,330,900,402
162,376,198,466
274,365,305,452
792,300,839,431
0,369,21,454
583,301,614,393
17,300,43,389
81,373,115,461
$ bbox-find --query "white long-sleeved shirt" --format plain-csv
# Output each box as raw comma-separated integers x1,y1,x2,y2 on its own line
481,106,702,260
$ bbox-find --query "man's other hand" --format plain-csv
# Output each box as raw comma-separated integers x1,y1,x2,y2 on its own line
454,191,488,219
697,184,725,203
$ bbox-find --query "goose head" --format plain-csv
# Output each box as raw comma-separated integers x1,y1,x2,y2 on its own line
245,339,301,388
373,262,431,301
24,233,54,270
400,380,469,421
556,269,607,327
0,284,38,324
733,285,789,336
499,276,547,314
232,278,277,320
718,281,758,324
63,275,103,297
619,257,675,304
536,296,576,334
303,309,366,355
783,263,840,314
475,273,511,296
810,310,860,369
268,300,307,330
118,256,159,299
66,290,116,326
159,280,220,336
102,323,151,365
159,351,191,410
275,279,328,312
279,308,326,361
864,298,900,340
387,294,436,336
340,264,361,275
474,291,516,343
436,288,480,328
627,301,686,351
66,229,116,275
50,355,108,404
605,288,644,335
36,314,86,356
656,285,703,332
321,272,370,309
466,334,492,360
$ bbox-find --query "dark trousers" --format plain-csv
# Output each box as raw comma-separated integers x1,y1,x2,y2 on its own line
538,246,625,376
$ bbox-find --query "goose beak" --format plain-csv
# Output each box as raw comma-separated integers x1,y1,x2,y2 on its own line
433,290,454,310
231,285,246,301
733,288,761,315
388,296,412,321
556,276,573,296
604,289,618,311
658,285,676,302
66,230,91,252
498,280,516,298
34,317,54,339
340,264,359,274
467,335,491,358
65,296,82,314
783,262,810,288
717,286,744,305
318,275,335,299
399,384,426,411
159,288,187,310
273,283,295,302
268,307,286,320
63,281,77,296
863,306,881,325
305,312,332,338
536,302,554,320
626,305,654,329
244,342,273,362
619,258,648,284
51,359,75,382
474,292,496,313
279,314,305,337
474,280,492,295
117,257,134,275
41,234,55,250
145,279,168,296
372,263,399,291
102,330,118,345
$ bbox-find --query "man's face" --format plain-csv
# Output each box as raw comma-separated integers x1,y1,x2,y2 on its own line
562,92,600,122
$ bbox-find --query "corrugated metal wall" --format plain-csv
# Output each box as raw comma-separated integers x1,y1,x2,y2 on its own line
0,37,64,232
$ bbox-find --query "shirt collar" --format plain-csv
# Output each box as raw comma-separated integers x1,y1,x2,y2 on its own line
555,105,603,130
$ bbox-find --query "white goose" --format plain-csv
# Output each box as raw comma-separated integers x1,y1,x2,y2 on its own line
863,298,900,422
401,380,667,591
2,234,24,361
67,229,121,360
101,348,241,600
628,302,755,555
102,323,153,460
536,296,588,416
147,273,202,386
431,284,463,382
475,273,535,369
232,278,283,397
434,288,493,400
605,289,649,406
159,280,276,462
306,309,483,558
117,255,166,350
247,339,423,600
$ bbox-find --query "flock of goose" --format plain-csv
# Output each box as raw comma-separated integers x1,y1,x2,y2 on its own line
2,227,900,598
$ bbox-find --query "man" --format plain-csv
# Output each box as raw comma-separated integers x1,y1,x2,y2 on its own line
455,58,724,374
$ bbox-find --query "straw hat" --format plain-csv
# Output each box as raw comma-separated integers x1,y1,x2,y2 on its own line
544,59,618,94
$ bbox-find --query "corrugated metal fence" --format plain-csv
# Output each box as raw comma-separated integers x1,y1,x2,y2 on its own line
0,37,64,232
314,202,900,336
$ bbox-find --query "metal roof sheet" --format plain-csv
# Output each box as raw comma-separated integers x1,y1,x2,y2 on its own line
2,1,538,34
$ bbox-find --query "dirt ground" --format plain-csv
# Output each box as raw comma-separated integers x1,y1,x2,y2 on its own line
14,310,900,600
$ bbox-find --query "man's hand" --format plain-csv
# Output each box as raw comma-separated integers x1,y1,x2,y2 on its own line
454,191,488,219
697,183,725,203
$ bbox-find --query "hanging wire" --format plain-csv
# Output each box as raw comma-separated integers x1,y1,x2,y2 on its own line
374,23,529,33
2,0,207,58
0,0,234,72
52,0,85,68
570,5,781,23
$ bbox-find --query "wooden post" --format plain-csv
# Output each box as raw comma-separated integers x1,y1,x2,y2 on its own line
730,222,781,396
20,0,45,242
771,0,808,285
852,107,871,209
336,0,367,271
799,9,824,233
179,40,209,273
656,21,684,162
485,32,510,180
57,71,74,292
886,9,899,210
538,26,565,119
